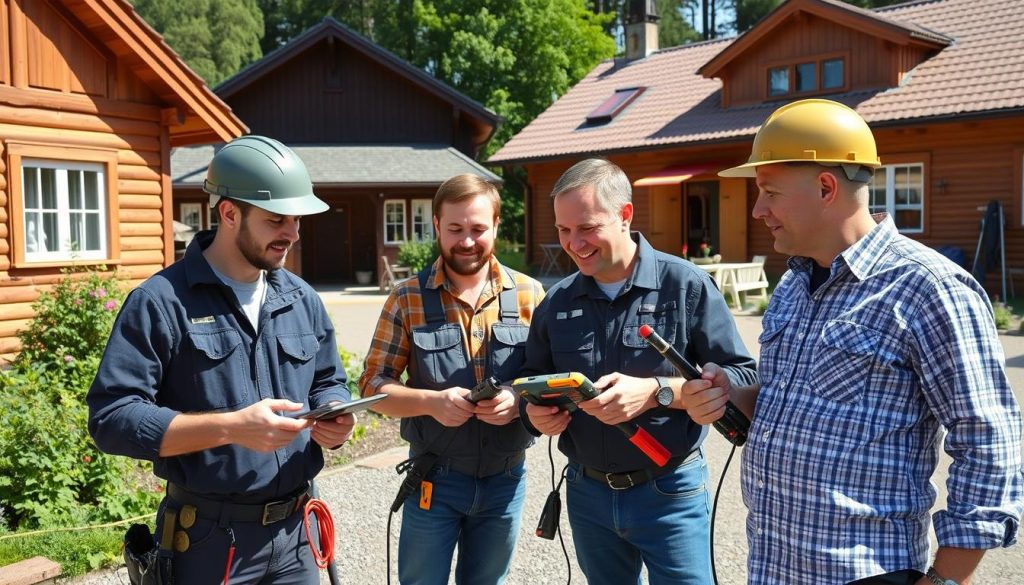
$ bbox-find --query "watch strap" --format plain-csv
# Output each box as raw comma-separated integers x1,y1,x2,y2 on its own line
925,567,958,585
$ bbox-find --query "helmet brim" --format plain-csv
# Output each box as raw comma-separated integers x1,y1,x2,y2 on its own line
719,158,881,178
247,193,330,216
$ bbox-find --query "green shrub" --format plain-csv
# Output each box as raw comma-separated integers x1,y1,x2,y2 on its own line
339,345,363,397
0,268,160,532
993,301,1012,330
496,239,527,272
397,240,438,273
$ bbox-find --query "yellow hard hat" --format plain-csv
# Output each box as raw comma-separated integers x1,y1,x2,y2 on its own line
719,99,881,178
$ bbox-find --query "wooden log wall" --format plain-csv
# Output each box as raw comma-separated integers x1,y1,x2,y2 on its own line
0,102,168,360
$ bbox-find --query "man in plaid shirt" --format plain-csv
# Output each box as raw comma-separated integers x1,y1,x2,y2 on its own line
359,174,544,585
693,99,1024,584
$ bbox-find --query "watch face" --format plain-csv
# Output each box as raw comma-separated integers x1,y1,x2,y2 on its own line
656,385,673,407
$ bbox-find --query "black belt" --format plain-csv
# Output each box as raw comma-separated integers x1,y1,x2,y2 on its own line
166,483,311,526
581,449,701,490
417,450,527,478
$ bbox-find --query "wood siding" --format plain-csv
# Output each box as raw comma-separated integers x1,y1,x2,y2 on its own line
523,114,1024,297
0,0,174,359
226,40,476,151
720,12,933,107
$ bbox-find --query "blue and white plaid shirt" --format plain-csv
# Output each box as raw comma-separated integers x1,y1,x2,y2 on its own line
743,215,1023,584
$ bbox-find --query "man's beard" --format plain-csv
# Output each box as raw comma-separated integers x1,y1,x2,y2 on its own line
440,243,491,276
237,219,291,271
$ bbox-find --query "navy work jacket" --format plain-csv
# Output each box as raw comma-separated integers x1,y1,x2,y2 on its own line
87,231,349,501
521,233,758,472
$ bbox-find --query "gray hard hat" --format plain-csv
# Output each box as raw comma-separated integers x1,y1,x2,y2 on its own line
203,135,328,216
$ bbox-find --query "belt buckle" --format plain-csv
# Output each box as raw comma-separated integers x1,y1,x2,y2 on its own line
261,499,291,525
605,472,634,490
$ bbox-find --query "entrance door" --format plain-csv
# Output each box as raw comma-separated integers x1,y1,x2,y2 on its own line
305,203,352,282
685,181,719,257
647,184,683,254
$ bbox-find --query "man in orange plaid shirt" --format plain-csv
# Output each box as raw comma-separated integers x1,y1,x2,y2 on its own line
359,174,544,585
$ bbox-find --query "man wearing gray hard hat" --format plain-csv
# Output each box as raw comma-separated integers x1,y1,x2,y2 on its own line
89,135,353,583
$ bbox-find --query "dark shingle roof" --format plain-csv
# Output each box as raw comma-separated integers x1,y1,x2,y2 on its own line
173,144,502,187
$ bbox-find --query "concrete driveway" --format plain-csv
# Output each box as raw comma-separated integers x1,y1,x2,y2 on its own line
317,287,1024,583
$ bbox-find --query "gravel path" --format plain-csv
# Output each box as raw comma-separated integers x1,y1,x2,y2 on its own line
66,302,1024,584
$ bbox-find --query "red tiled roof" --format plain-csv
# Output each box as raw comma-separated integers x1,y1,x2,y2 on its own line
489,0,1024,165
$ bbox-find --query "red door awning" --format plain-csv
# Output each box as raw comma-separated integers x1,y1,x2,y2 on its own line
632,161,730,187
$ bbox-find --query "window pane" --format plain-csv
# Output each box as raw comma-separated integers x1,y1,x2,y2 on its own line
41,168,57,209
894,209,921,231
24,167,39,208
43,212,58,252
84,171,99,209
823,59,844,89
906,166,922,204
86,214,101,250
69,170,83,209
869,169,887,212
769,67,789,96
70,212,83,250
796,63,816,92
25,213,40,253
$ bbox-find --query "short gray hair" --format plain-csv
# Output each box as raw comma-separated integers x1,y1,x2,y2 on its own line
550,158,631,214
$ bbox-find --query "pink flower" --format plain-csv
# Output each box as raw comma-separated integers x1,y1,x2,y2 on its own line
104,300,117,311
82,455,92,463
90,288,107,299
63,355,74,363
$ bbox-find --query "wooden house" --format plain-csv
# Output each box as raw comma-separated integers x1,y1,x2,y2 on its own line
0,0,245,359
489,0,1024,296
171,18,501,283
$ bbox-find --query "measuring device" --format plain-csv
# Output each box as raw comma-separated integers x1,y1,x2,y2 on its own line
512,372,671,466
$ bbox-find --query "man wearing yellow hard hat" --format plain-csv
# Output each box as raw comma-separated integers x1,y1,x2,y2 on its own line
686,99,1023,585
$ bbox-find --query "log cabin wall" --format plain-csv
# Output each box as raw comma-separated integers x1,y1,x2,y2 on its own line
0,0,170,359
524,113,1024,296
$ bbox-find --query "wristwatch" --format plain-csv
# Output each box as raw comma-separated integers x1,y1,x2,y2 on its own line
925,567,959,585
654,376,673,407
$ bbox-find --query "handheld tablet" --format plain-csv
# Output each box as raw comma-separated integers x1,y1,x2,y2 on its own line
286,394,388,420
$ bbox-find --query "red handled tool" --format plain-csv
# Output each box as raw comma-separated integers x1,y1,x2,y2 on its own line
637,325,749,447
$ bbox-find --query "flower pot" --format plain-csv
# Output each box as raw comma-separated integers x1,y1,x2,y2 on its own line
355,270,373,285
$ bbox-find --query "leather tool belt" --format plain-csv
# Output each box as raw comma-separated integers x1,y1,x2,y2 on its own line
167,482,312,526
581,449,700,490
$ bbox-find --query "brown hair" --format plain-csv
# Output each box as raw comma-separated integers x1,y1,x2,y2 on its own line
432,174,501,221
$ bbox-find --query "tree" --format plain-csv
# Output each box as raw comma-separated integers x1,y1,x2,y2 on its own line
659,0,702,48
131,0,263,86
733,0,909,34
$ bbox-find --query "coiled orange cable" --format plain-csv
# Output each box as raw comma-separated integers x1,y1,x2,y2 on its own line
303,497,335,569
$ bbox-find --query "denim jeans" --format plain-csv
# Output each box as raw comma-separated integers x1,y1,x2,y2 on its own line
398,459,527,585
565,450,711,585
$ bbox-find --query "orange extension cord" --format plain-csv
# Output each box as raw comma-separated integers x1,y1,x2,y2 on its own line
303,497,336,569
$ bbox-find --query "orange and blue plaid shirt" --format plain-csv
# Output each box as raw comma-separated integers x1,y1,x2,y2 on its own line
359,256,545,394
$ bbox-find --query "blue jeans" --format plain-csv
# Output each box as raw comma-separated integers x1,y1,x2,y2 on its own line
565,450,711,585
398,459,527,585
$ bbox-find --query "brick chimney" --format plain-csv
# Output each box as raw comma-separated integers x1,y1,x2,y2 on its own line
625,0,659,60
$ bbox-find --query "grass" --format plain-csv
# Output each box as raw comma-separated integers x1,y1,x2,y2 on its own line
0,525,133,576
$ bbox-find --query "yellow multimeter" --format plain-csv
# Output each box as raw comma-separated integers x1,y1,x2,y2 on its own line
511,372,600,411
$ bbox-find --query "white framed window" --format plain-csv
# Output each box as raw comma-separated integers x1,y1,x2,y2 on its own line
22,159,107,262
869,163,925,233
384,200,406,245
411,199,434,242
180,202,203,231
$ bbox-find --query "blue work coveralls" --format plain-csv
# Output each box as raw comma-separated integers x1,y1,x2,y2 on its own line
88,231,349,583
521,233,758,585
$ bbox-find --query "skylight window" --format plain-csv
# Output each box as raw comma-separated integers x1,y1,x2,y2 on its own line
585,87,646,125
